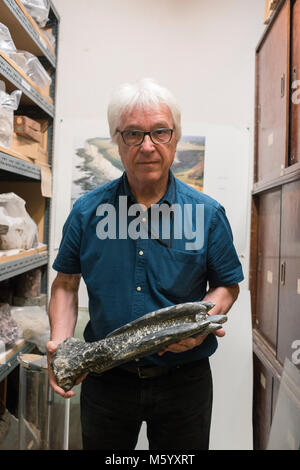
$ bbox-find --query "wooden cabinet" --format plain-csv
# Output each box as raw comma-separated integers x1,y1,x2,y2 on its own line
254,189,281,349
251,0,300,450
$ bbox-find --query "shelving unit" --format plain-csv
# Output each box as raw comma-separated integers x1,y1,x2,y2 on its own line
0,0,59,391
250,0,300,450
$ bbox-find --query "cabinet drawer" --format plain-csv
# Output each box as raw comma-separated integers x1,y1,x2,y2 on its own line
253,353,274,449
256,1,289,182
277,180,300,365
290,0,300,166
255,189,281,348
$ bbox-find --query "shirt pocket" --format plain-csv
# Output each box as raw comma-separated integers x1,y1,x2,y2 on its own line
148,241,207,303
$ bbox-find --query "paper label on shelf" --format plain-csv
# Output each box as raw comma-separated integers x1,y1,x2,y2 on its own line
268,132,274,146
267,270,273,284
297,279,300,295
41,166,52,197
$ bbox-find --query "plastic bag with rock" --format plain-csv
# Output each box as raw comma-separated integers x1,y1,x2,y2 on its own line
20,0,50,28
0,81,22,148
11,305,50,353
0,193,39,251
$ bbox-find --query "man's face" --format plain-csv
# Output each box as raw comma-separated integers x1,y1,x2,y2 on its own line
117,104,178,188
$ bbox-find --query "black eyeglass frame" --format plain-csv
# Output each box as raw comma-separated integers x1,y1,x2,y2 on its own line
117,128,174,146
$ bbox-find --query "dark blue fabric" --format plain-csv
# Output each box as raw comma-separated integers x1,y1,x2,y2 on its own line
53,171,244,366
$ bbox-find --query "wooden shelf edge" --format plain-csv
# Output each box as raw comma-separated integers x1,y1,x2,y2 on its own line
0,145,33,164
0,245,47,264
0,247,48,282
0,146,51,169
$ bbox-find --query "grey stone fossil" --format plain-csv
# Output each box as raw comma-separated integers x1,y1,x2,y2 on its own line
51,301,227,391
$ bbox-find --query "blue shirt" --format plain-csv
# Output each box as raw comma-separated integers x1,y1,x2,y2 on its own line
53,171,244,366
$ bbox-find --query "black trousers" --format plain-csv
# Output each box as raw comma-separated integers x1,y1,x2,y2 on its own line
80,358,213,450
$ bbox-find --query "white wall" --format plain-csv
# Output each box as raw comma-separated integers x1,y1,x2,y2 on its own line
49,0,266,449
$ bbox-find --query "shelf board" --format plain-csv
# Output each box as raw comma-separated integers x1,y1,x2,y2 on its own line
0,52,54,117
1,0,56,67
0,340,35,382
252,163,300,195
0,147,41,180
0,247,48,281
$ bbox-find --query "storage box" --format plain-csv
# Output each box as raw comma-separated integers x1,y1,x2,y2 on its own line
10,117,49,165
14,116,41,143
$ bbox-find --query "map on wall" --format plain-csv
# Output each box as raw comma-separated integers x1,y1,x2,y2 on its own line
71,136,205,204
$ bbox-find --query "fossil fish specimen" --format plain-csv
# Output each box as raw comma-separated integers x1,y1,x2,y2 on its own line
51,301,227,391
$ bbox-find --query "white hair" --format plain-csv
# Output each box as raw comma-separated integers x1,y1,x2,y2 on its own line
107,78,181,144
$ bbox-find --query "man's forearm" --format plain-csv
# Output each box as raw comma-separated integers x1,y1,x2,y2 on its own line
48,273,81,343
203,284,240,316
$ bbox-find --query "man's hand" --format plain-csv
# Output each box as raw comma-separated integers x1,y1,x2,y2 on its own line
158,284,239,356
157,327,225,356
46,340,87,398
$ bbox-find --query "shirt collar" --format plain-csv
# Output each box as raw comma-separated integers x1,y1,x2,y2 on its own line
121,171,175,206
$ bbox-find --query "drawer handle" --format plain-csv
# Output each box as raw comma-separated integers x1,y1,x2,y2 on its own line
280,261,286,285
281,74,285,98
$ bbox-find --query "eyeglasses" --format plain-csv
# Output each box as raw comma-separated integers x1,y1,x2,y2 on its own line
118,128,174,146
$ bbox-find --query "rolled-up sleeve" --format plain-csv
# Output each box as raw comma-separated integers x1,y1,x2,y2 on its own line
52,198,82,274
207,204,244,287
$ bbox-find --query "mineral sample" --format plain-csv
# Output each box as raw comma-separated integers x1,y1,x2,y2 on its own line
0,303,22,345
51,301,227,392
0,193,39,250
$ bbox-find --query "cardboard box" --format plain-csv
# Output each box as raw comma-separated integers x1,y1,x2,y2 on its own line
14,116,41,143
11,133,48,165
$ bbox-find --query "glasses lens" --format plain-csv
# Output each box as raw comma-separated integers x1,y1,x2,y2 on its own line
122,130,144,145
151,128,172,144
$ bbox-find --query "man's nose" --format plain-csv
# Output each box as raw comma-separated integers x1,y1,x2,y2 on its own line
140,134,155,151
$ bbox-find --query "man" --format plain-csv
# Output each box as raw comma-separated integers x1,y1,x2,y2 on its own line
47,78,243,450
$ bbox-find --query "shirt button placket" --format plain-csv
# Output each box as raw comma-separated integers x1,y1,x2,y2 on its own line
133,238,147,318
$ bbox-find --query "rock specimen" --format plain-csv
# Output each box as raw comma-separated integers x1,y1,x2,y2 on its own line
0,193,39,250
0,303,22,345
51,301,227,391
